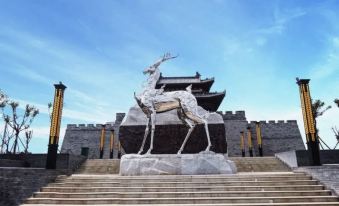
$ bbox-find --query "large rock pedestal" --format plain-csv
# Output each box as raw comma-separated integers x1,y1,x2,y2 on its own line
119,106,227,154
120,152,237,176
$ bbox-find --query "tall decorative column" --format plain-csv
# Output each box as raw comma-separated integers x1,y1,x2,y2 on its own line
109,129,115,159
46,82,66,169
255,122,263,157
99,125,105,159
240,131,245,157
297,78,321,166
247,127,253,157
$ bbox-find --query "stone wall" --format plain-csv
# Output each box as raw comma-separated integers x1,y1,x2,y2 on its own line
248,120,305,156
295,150,339,166
0,154,86,170
0,159,26,167
296,165,339,195
221,111,305,157
61,111,305,157
0,167,69,206
276,150,339,168
223,111,248,156
61,123,122,159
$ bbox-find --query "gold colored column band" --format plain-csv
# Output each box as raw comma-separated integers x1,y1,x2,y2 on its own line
110,130,114,152
100,126,105,150
298,79,317,143
247,128,252,148
49,89,65,144
256,123,262,146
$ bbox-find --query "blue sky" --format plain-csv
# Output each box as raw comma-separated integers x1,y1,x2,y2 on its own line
0,0,338,153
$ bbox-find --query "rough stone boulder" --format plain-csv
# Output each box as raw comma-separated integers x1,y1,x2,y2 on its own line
120,151,237,175
119,106,227,154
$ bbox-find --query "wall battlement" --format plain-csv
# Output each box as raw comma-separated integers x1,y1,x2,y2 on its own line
247,120,297,125
66,124,115,130
221,111,246,120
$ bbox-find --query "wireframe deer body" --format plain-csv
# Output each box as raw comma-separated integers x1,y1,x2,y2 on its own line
134,53,212,155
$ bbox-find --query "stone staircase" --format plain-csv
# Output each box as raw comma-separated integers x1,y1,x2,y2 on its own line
230,157,291,172
21,157,339,205
76,157,290,174
75,159,120,174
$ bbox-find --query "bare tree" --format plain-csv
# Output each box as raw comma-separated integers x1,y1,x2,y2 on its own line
6,102,39,153
0,89,9,154
24,130,33,153
0,89,39,154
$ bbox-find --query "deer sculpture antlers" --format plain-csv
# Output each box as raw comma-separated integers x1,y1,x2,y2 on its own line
151,53,178,69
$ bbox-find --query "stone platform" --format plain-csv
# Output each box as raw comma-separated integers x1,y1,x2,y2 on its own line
119,106,227,154
119,151,237,176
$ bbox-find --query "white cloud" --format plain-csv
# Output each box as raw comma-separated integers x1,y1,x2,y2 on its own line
256,8,306,35
29,126,66,140
13,98,113,123
310,37,339,79
316,107,339,148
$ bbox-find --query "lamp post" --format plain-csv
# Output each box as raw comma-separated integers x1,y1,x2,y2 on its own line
46,82,66,169
99,125,105,159
296,78,321,166
247,127,253,157
255,122,263,157
110,129,115,159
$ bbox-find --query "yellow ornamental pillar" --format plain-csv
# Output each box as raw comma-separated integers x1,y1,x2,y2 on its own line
240,131,245,157
296,78,321,166
99,125,106,159
255,122,263,157
247,126,253,157
110,129,115,159
46,82,66,169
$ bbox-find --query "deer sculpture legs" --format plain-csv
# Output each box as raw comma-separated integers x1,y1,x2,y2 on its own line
137,108,212,155
137,111,156,155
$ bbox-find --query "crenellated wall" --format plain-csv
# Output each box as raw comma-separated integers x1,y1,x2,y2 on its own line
223,111,305,157
220,111,246,120
61,113,124,159
246,120,305,156
223,111,248,156
61,111,305,158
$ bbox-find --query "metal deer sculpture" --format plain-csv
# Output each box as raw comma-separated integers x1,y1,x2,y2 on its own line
134,53,212,155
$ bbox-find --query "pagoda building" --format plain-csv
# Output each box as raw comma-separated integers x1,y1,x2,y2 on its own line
155,72,225,111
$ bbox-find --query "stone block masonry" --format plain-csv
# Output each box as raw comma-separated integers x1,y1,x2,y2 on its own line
221,111,305,157
0,167,69,206
61,111,305,157
0,154,86,170
61,113,125,159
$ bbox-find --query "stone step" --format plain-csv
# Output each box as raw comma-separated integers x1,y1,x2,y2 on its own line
74,157,291,174
47,180,319,187
55,175,312,183
41,185,325,193
56,173,308,182
74,159,120,174
66,172,306,179
24,196,339,204
229,157,291,172
33,190,331,198
20,203,339,206
23,169,339,205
